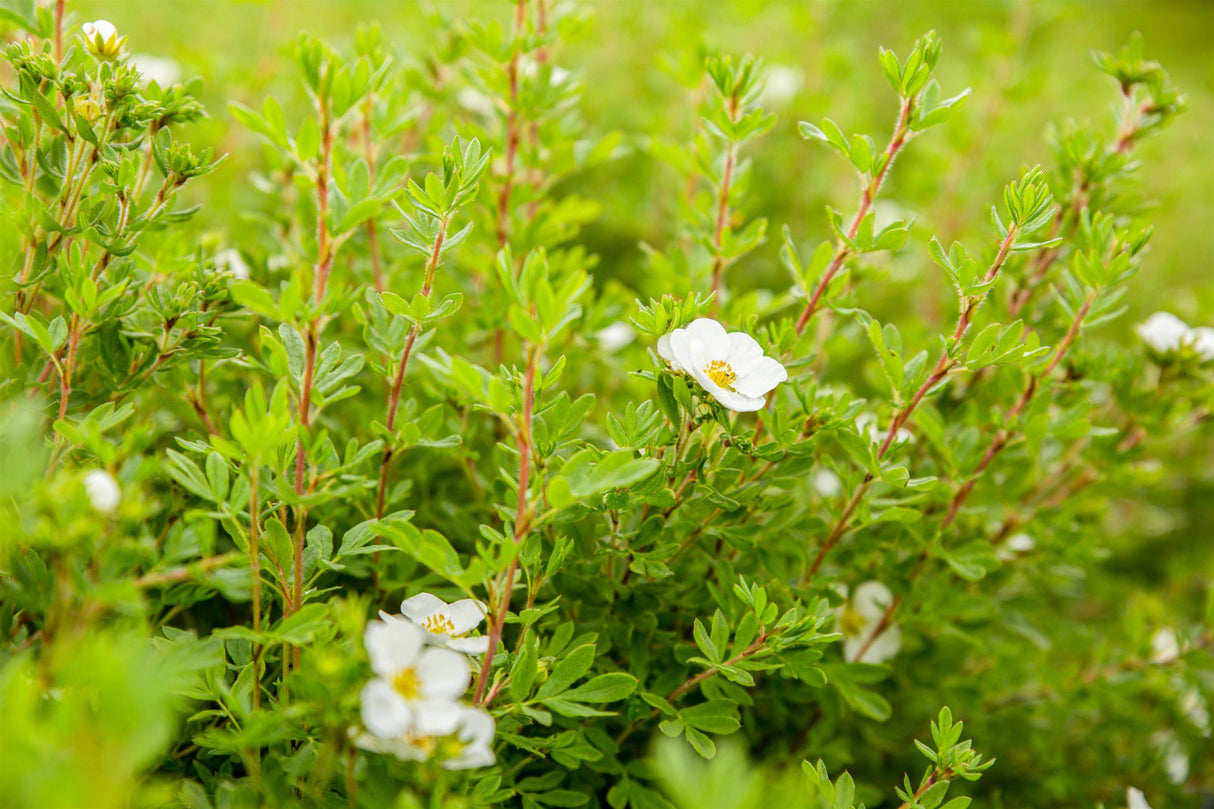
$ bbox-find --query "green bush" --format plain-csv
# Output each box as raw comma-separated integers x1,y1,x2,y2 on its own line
1,3,1211,808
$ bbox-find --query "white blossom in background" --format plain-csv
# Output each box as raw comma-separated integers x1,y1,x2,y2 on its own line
856,413,914,445
758,65,803,108
83,470,121,514
596,321,636,352
812,468,842,498
266,254,291,272
214,249,250,280
359,618,471,739
132,53,182,86
354,703,495,769
1150,730,1189,785
1191,326,1214,360
81,20,124,60
996,532,1036,561
1150,627,1180,663
1127,787,1153,809
389,593,491,655
657,318,787,412
457,87,497,119
836,581,902,664
1136,311,1214,359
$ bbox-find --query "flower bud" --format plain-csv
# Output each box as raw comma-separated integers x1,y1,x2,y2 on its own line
81,20,126,61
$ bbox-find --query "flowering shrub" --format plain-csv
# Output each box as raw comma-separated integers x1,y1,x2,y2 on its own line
1,4,1212,809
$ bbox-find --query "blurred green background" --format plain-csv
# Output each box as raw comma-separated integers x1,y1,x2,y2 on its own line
75,0,1213,331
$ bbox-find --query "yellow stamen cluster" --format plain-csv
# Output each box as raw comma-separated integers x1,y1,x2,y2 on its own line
392,667,422,700
422,613,457,635
703,359,737,390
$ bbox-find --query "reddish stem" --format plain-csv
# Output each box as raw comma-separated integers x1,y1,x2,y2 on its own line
794,96,913,336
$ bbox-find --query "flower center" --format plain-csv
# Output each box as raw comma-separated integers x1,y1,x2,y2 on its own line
839,605,867,636
392,667,422,700
437,735,467,759
406,732,438,755
421,613,457,635
703,360,737,390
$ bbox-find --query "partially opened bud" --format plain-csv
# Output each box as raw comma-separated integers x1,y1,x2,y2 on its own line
81,20,126,60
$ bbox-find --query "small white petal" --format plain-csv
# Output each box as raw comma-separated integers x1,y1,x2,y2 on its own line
83,470,121,514
456,704,496,746
758,65,803,108
365,619,424,677
1151,627,1180,663
682,318,731,366
401,592,447,623
1127,787,1153,809
725,331,765,365
656,332,686,372
84,20,117,40
1136,312,1189,352
1190,326,1214,360
447,635,492,656
859,624,902,664
443,742,496,770
853,581,895,623
416,647,471,701
597,322,636,351
444,599,488,635
411,699,464,737
360,679,411,738
813,469,842,498
731,356,788,398
132,53,181,86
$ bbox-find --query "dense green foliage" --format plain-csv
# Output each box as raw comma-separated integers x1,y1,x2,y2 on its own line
2,2,1212,809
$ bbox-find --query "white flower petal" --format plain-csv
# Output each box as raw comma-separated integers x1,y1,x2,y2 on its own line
597,322,635,351
1127,788,1153,809
411,699,465,737
689,367,766,412
732,356,788,398
401,592,447,622
1190,326,1214,360
813,469,842,498
860,624,902,664
725,331,765,365
84,20,117,40
657,332,685,372
852,581,895,623
1151,627,1180,663
447,635,491,655
365,619,424,677
443,742,496,770
360,679,411,738
456,704,496,746
1136,312,1189,352
679,318,730,370
444,599,488,635
83,469,121,514
416,647,471,701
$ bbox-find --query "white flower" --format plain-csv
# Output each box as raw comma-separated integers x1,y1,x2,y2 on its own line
812,468,842,498
1136,312,1191,353
657,318,787,412
1127,787,1153,809
391,593,491,656
83,470,121,514
457,87,497,119
1150,730,1189,785
132,53,181,86
836,581,902,664
214,249,249,280
354,703,495,770
360,619,471,739
996,532,1036,561
759,65,803,108
1150,627,1180,664
81,20,124,59
596,322,636,351
1191,326,1214,360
